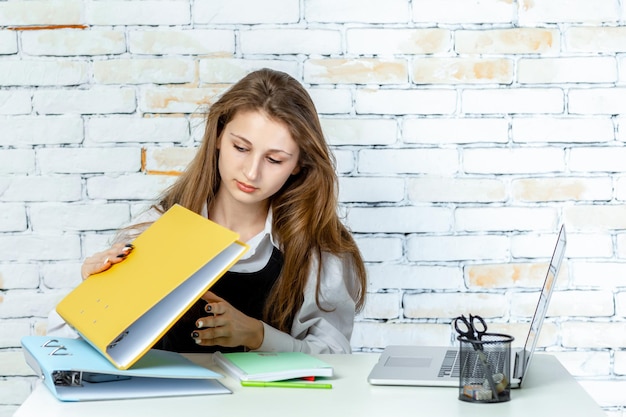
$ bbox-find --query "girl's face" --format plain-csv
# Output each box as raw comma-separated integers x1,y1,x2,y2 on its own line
216,109,301,209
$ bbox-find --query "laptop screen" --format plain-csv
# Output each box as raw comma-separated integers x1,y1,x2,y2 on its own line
519,225,566,378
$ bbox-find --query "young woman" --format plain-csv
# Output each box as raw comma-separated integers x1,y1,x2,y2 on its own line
49,68,367,354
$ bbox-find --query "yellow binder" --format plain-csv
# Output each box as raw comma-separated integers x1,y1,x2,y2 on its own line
56,204,249,370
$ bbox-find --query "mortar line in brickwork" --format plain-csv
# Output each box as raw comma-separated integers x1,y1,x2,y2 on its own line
8,25,88,31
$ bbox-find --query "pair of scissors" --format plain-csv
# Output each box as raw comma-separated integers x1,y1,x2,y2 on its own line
454,314,487,343
453,314,499,400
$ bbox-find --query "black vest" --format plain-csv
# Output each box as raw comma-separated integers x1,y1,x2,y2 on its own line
156,246,283,353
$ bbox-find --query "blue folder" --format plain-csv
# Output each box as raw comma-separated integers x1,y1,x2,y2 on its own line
21,336,230,401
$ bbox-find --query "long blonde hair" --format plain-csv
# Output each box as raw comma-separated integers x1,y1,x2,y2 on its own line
158,68,366,332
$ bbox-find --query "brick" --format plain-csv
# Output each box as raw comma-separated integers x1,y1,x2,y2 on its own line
144,147,196,173
347,28,450,55
86,174,177,201
512,177,613,202
241,29,341,55
0,289,67,318
412,0,514,24
361,292,401,320
306,0,408,23
198,59,299,84
0,60,88,86
0,0,82,26
0,319,32,348
82,232,118,259
351,322,452,349
0,116,83,147
562,322,626,348
86,1,189,25
354,237,403,262
511,230,572,258
565,233,612,259
10,238,61,273
519,0,620,24
403,117,508,144
0,264,39,290
0,176,82,202
456,207,558,232
408,235,509,262
41,262,82,289
580,380,626,407
571,261,626,287
38,147,140,174
522,290,614,317
408,177,506,203
129,29,234,55
29,203,131,232
21,29,126,56
0,90,31,115
93,59,195,85
614,292,626,317
305,59,408,85
618,177,626,203
358,148,458,175
617,233,626,258
87,116,189,143
367,264,464,290
462,88,564,114
0,378,31,405
403,292,507,319
333,149,355,174
0,30,17,54
614,350,626,375
339,177,404,203
321,118,397,146
0,150,35,174
412,57,514,84
518,57,617,84
139,87,225,114
570,147,626,173
566,27,626,53
355,88,456,115
345,206,453,233
193,0,299,24
462,148,565,174
569,88,626,114
0,203,26,232
463,147,565,174
519,117,615,143
309,88,353,114
456,28,560,54
468,262,557,289
0,350,36,376
33,87,136,114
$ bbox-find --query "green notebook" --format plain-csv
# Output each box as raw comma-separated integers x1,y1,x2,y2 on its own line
213,351,333,382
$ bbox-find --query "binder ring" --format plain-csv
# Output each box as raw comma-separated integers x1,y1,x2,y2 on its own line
49,346,70,356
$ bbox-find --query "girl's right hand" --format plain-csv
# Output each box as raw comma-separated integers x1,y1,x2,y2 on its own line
80,243,134,280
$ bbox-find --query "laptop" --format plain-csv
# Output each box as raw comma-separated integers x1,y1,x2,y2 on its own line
367,225,566,389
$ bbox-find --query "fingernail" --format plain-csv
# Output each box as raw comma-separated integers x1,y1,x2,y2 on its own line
116,253,127,258
125,243,134,249
103,257,110,265
196,321,203,328
205,305,212,312
191,331,199,338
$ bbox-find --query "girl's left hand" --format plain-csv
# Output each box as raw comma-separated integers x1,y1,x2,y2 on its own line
192,291,264,350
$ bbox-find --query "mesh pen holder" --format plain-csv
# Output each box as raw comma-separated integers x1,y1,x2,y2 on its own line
457,333,514,403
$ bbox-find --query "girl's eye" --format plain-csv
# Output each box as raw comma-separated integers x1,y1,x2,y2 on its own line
267,157,282,164
234,145,247,152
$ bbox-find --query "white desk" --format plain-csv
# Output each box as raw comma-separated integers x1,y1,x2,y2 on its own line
14,353,604,417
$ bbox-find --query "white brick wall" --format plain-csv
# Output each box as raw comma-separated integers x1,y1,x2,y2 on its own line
1,0,626,415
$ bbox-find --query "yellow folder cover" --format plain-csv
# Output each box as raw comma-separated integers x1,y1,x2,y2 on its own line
56,204,249,370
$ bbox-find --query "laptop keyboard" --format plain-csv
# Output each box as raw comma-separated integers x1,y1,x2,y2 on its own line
438,349,507,378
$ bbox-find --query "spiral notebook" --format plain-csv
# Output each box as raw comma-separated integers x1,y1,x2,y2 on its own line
368,225,566,389
56,204,249,370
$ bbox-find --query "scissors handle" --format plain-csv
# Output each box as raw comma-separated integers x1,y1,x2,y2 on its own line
454,314,487,341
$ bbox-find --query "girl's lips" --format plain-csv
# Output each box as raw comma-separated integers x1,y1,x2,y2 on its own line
236,180,257,193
